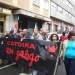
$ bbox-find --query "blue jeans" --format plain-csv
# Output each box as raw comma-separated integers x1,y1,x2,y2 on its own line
33,70,38,75
64,57,75,75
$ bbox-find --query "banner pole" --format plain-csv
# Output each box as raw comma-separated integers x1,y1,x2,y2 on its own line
53,42,62,75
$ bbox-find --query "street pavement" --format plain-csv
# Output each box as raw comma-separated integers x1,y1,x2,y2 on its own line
56,60,66,75
0,60,66,75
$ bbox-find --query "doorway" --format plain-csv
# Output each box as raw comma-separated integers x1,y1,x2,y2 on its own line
0,21,4,37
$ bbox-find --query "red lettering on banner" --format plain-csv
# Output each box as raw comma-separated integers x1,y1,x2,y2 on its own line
6,41,35,50
11,42,14,46
7,41,10,45
14,42,17,46
18,42,22,47
6,47,14,54
22,43,25,47
15,50,40,67
25,43,29,48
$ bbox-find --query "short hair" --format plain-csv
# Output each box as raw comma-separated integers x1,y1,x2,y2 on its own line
49,34,59,41
68,31,75,40
34,28,38,31
10,30,14,34
23,29,27,32
62,32,66,36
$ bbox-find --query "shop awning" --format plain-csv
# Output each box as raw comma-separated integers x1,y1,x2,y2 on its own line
53,22,59,26
47,21,52,25
13,9,51,21
66,25,68,28
60,23,62,26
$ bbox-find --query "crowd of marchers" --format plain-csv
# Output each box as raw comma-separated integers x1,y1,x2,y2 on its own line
0,28,75,75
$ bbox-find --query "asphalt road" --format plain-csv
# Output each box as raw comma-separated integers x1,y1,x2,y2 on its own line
56,60,66,75
0,60,66,75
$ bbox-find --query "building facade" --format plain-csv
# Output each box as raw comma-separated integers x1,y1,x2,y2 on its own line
49,0,75,32
0,0,75,36
0,0,51,35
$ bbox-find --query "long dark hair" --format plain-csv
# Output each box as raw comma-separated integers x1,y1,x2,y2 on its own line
49,34,59,41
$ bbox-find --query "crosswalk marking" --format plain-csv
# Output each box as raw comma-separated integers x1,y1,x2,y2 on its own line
0,63,16,70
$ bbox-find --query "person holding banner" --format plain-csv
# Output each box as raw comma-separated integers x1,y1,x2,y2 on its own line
60,31,75,75
49,34,61,65
19,29,32,74
23,29,31,39
31,28,43,75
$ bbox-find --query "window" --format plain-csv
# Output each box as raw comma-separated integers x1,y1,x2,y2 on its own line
51,2,57,10
43,0,49,10
47,24,50,31
68,3,74,9
58,6,63,13
72,15,74,20
63,9,66,15
69,13,71,18
66,0,69,6
74,17,75,20
33,0,40,6
72,7,75,11
62,0,74,9
62,0,67,4
55,26,58,31
61,26,64,31
65,11,68,16
70,4,72,8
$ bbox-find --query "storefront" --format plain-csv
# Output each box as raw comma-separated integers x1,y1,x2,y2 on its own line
0,17,4,33
13,9,51,34
60,23,64,31
53,22,59,31
66,25,68,31
47,21,52,31
0,7,11,37
18,15,43,34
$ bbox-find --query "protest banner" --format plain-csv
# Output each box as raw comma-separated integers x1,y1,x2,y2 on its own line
0,38,61,75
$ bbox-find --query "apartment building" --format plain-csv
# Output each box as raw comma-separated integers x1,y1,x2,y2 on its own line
0,0,51,35
48,0,75,32
0,0,74,36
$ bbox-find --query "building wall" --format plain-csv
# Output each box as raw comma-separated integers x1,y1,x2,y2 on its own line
4,15,18,33
0,0,50,18
51,0,75,25
0,0,51,33
51,9,75,24
17,0,30,10
52,0,75,16
0,0,74,32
